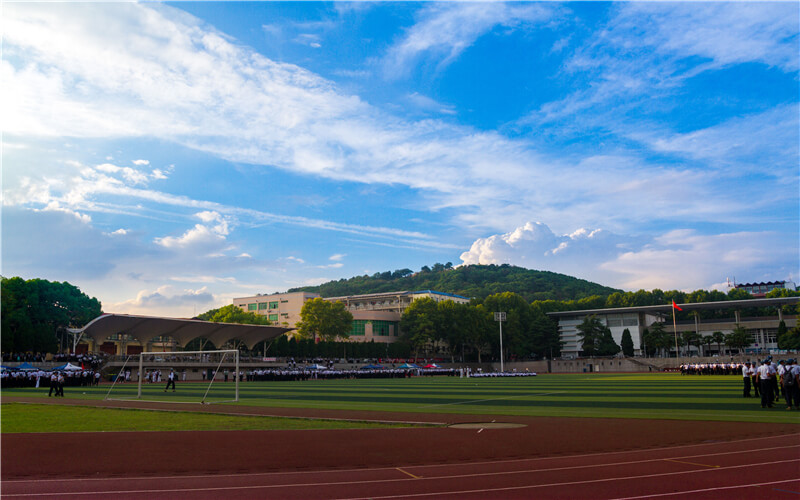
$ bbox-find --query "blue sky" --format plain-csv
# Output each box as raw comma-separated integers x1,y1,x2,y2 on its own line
2,2,798,317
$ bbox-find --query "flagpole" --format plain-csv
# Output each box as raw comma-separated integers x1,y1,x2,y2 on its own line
672,302,679,359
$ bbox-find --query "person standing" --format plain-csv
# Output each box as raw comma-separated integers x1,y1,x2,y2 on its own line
749,362,760,397
742,362,752,397
55,372,65,397
164,369,176,392
757,359,776,408
776,360,786,402
781,359,798,410
48,371,58,397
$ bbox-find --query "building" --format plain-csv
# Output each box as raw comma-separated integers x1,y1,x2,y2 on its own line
232,292,320,329
734,280,796,298
233,290,470,344
548,297,798,358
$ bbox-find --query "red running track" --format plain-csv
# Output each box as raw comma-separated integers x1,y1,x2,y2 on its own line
4,434,798,499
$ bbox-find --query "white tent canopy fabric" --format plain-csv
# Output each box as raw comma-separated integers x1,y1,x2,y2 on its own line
68,314,292,351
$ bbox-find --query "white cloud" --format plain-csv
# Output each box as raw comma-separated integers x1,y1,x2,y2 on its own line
533,3,798,128
329,253,346,261
404,92,457,115
108,285,216,314
382,3,556,79
3,2,793,242
132,159,150,166
155,211,231,252
460,222,628,279
601,230,797,291
461,222,798,292
619,2,799,72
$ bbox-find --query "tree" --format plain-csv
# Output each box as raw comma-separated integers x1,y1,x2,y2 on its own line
620,328,635,357
711,331,726,355
1,277,102,353
199,304,271,325
296,298,353,343
400,297,438,359
643,322,669,357
725,325,751,355
576,315,605,357
778,324,800,350
702,335,713,357
481,292,535,360
682,331,701,356
596,327,621,356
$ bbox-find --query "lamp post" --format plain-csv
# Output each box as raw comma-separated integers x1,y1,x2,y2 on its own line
494,312,506,372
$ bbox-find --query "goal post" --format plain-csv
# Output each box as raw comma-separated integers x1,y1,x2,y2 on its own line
104,349,239,404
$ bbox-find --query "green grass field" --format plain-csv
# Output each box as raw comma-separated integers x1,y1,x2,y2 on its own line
0,404,418,433
3,373,800,428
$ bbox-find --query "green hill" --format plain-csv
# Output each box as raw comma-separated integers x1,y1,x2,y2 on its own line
287,264,620,303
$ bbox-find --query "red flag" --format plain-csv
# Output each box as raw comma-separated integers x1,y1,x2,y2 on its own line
672,300,682,311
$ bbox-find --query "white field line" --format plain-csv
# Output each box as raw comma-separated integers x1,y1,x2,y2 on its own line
420,392,565,408
5,458,796,498
6,442,798,488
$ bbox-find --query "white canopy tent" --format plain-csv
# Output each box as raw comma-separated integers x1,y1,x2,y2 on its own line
67,313,292,352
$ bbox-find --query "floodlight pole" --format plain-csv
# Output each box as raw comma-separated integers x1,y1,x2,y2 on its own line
494,312,506,372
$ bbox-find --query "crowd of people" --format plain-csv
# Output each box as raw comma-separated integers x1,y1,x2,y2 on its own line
679,362,744,375
245,367,457,381
741,358,800,410
0,368,101,389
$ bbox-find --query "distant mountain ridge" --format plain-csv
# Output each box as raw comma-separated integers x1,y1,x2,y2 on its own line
287,264,621,303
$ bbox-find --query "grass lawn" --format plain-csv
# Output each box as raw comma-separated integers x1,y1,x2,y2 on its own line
0,403,422,433
3,373,800,425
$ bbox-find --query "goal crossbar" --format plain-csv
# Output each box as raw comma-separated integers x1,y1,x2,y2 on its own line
104,350,239,404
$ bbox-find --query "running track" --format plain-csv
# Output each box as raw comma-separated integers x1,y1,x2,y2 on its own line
4,434,799,499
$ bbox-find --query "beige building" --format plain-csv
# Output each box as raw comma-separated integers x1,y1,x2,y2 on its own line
234,290,470,344
233,292,320,329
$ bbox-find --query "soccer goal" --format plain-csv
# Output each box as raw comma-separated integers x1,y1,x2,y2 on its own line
104,350,239,404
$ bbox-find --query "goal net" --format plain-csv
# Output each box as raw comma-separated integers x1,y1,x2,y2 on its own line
104,350,239,404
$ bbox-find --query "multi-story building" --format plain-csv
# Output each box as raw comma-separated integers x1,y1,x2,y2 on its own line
734,280,797,298
548,297,798,358
233,290,470,344
232,292,320,329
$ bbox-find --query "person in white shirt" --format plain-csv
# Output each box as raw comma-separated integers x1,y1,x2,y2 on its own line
742,362,752,397
781,359,799,410
756,360,776,408
164,369,176,392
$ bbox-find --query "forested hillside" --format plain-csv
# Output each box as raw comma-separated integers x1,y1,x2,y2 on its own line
287,263,620,302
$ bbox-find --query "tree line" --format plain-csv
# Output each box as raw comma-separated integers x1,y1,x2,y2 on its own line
287,263,620,303
1,277,102,353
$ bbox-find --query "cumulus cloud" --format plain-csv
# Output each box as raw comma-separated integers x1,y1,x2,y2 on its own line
108,285,216,314
461,222,797,292
460,222,629,280
154,211,232,252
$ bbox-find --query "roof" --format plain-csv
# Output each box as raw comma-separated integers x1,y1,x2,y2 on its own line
326,290,470,301
546,296,799,318
735,281,789,287
67,314,292,350
411,290,471,300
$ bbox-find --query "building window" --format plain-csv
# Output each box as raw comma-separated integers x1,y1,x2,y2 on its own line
765,329,778,344
350,320,367,336
373,320,392,336
258,303,268,310
622,316,638,327
269,301,279,309
248,303,257,311
268,314,278,322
